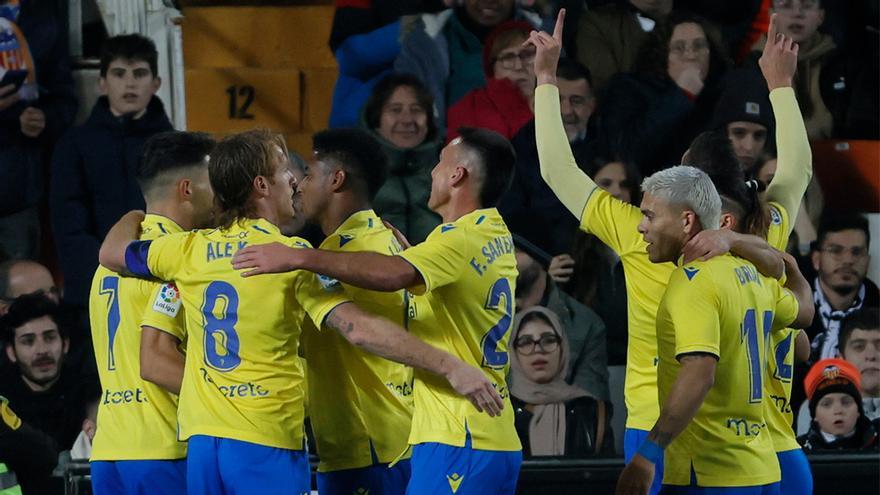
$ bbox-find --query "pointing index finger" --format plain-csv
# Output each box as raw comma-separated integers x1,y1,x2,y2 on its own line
552,8,566,42
767,13,778,45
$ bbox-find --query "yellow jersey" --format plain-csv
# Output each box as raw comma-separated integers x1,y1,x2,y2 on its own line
123,218,348,450
399,208,520,451
302,210,414,472
656,254,799,487
763,201,802,451
580,189,674,430
89,214,186,461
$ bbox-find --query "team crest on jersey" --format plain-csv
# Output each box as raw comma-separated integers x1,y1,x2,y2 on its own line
152,283,182,317
683,267,700,281
317,274,341,291
770,207,781,225
446,473,464,493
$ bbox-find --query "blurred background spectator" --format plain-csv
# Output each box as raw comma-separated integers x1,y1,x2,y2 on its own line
838,308,880,421
361,73,442,243
0,259,59,316
510,306,614,457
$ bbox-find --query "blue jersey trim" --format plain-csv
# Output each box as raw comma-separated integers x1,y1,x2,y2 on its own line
125,240,154,278
252,225,272,235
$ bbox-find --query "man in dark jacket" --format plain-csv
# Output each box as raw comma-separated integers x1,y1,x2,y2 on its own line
0,0,77,260
0,396,59,495
49,34,172,311
500,58,598,255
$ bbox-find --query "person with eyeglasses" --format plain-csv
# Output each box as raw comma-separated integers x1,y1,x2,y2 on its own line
806,211,878,361
509,306,614,458
446,20,536,143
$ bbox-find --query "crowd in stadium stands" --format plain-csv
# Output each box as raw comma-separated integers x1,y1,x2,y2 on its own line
0,0,877,493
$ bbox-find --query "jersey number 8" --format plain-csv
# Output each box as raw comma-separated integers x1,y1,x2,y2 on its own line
202,281,242,372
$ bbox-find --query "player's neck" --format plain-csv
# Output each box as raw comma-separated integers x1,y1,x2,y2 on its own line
818,277,860,311
438,194,481,224
321,196,370,236
146,201,192,231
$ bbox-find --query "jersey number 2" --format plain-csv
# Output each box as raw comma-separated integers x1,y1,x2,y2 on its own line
202,281,241,372
481,278,513,369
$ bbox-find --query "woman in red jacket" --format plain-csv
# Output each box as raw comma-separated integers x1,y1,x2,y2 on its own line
446,20,535,142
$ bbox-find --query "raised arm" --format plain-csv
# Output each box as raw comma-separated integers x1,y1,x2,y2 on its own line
98,210,145,273
759,14,812,225
683,229,784,279
325,302,504,416
232,242,422,292
528,9,596,219
616,354,717,494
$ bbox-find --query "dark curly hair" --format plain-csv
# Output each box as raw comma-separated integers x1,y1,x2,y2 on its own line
363,73,437,144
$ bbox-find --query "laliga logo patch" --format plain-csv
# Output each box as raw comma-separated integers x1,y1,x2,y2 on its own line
317,274,341,291
152,283,182,317
770,208,782,225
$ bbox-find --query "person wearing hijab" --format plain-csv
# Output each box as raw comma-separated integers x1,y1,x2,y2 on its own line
509,306,613,457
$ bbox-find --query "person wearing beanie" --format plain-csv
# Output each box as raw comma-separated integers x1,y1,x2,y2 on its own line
709,68,774,171
798,358,880,452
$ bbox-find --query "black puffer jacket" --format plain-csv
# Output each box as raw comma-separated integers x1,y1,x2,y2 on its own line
512,396,614,458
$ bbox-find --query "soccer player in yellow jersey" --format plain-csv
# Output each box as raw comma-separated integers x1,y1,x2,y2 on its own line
98,130,503,495
615,166,814,494
233,127,522,495
88,131,215,494
526,12,791,495
294,128,415,494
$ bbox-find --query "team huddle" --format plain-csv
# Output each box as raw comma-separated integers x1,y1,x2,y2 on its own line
87,11,818,495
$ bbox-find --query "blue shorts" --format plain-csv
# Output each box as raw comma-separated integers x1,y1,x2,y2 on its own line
91,459,186,495
317,460,411,495
406,440,522,495
661,468,780,494
624,428,665,495
777,448,812,495
186,435,310,495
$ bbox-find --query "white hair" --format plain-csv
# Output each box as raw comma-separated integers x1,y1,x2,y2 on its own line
641,165,722,230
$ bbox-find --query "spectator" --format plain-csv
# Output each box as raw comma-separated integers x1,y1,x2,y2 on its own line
0,293,97,450
510,306,613,457
327,0,447,128
808,212,878,361
394,0,541,133
361,73,441,243
709,68,772,172
798,358,880,452
0,259,59,315
69,399,97,461
563,156,641,366
754,0,879,139
574,0,673,92
446,20,535,142
500,58,598,255
0,397,59,495
0,0,77,260
597,12,728,175
839,308,880,420
514,235,610,401
49,34,173,312
752,150,822,251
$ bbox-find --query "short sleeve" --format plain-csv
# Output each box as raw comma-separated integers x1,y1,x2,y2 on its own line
581,189,646,256
140,282,186,341
294,270,351,330
125,232,190,281
771,282,800,332
397,224,468,295
665,266,721,359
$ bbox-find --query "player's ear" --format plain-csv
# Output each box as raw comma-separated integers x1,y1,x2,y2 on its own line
682,210,697,235
178,178,192,201
253,175,270,198
450,165,468,187
719,212,736,231
330,168,346,192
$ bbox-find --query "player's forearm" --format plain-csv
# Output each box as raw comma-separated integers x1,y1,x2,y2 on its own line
140,328,184,395
729,232,784,279
783,262,815,328
795,330,811,363
99,210,145,273
648,355,716,448
765,87,812,224
300,249,418,292
535,84,595,219
326,303,458,377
